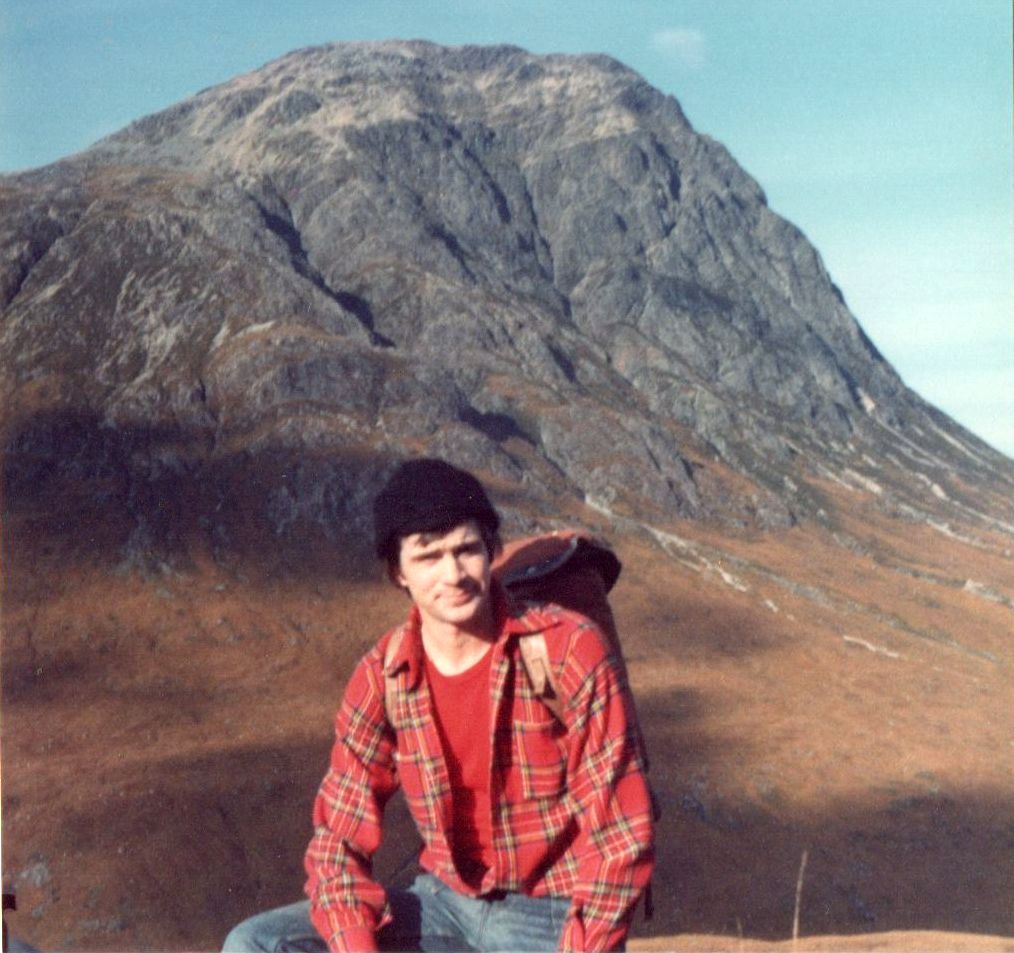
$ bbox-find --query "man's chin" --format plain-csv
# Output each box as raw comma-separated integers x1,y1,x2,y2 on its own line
443,602,480,622
438,594,487,624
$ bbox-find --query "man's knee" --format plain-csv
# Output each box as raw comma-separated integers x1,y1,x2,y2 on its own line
221,901,320,953
222,915,264,952
222,912,273,953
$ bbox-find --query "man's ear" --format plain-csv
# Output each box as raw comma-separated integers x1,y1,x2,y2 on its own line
387,559,407,591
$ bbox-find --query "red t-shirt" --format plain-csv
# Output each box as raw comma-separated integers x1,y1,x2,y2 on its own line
424,646,494,888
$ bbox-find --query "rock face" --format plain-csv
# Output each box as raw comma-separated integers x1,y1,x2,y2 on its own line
3,40,1012,557
4,42,1014,953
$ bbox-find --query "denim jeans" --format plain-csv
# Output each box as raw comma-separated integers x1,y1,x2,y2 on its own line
222,874,569,952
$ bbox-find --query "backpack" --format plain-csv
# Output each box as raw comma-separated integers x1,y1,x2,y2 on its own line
382,529,658,914
491,530,629,721
492,531,660,820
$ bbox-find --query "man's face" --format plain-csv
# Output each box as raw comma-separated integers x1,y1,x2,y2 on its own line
395,520,493,635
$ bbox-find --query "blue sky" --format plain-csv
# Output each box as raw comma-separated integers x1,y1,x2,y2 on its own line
3,0,1012,457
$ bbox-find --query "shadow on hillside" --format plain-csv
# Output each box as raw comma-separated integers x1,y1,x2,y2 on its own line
7,739,330,951
633,685,1014,943
649,779,1014,942
1,404,588,601
2,407,391,588
2,732,425,952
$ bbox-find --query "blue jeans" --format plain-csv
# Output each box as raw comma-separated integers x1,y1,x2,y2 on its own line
222,874,569,952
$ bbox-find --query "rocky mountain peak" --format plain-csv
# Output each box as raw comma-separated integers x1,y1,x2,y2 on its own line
2,40,1012,561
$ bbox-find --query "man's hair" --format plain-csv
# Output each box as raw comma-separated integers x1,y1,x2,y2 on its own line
372,458,502,573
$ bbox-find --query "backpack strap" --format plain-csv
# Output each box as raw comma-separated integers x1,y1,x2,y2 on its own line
516,631,565,724
383,628,405,727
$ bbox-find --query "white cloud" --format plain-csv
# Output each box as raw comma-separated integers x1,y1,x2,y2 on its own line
649,27,707,69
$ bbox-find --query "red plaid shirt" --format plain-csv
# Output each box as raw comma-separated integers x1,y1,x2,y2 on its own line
304,585,655,952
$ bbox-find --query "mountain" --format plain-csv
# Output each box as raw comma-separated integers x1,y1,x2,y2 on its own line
4,39,1011,544
2,41,1012,952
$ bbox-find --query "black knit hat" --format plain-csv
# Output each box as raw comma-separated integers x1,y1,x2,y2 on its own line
372,458,501,561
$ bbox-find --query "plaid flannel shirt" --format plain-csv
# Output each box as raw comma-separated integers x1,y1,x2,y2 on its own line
304,585,655,952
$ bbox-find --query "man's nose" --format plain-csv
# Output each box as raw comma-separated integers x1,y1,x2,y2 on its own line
441,553,467,582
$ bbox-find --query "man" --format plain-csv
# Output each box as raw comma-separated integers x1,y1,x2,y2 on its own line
224,458,655,952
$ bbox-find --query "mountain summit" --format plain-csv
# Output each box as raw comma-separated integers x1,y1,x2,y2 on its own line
4,39,1011,550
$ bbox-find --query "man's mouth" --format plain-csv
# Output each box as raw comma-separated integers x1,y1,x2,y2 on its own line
443,588,478,605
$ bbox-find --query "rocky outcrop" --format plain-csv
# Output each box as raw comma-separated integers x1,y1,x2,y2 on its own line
2,40,1012,564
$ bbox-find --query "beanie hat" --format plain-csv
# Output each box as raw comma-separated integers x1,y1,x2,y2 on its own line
372,458,500,560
